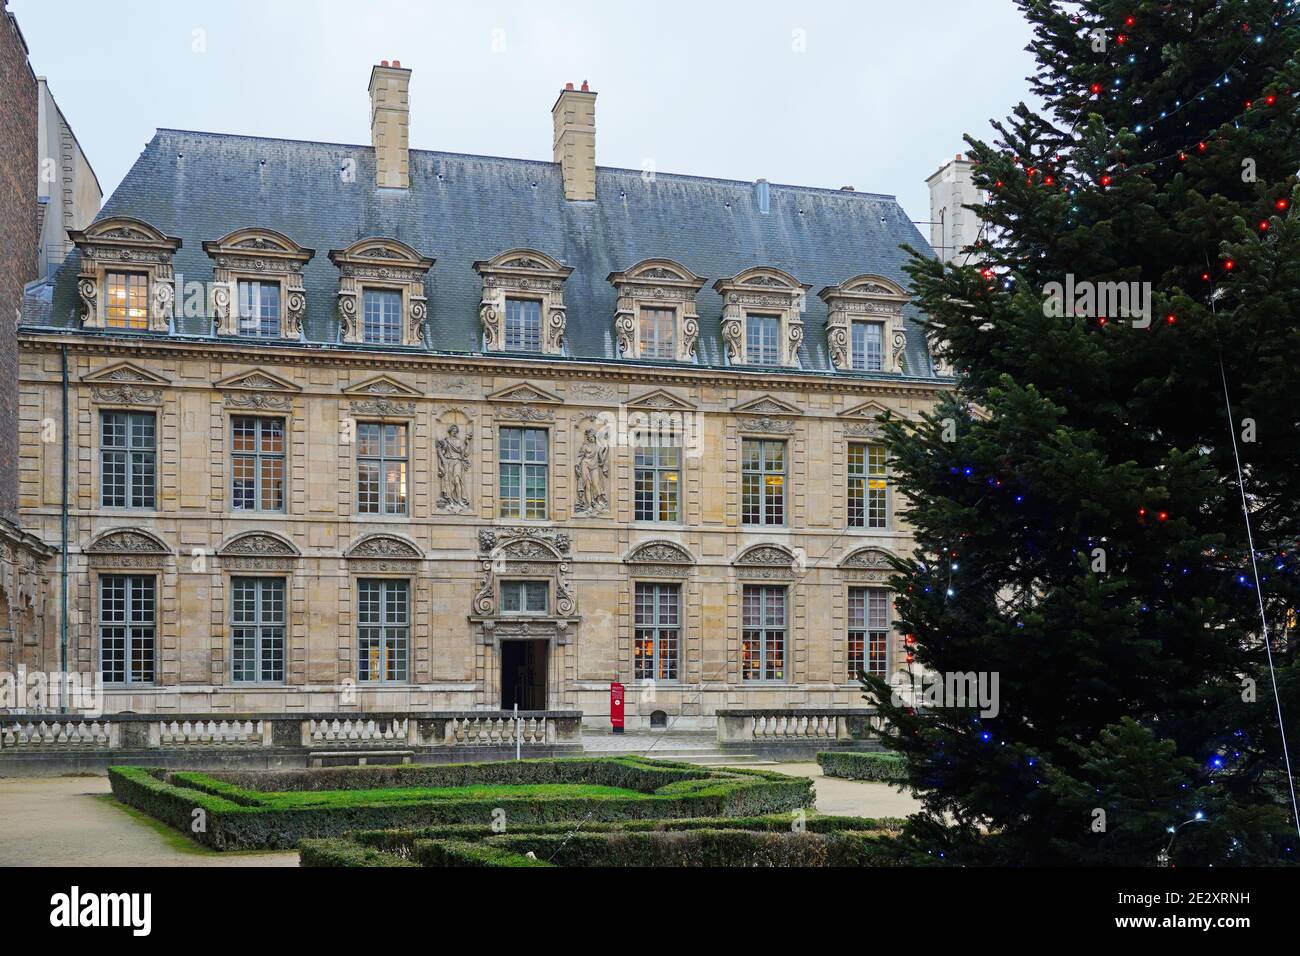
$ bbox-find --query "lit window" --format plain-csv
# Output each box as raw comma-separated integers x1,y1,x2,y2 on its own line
745,314,780,365
237,280,282,337
848,442,888,529
634,438,680,522
99,575,155,684
639,307,676,360
499,427,548,519
231,417,285,512
851,320,884,371
100,411,156,509
104,272,149,329
848,586,889,679
501,580,549,615
742,584,786,681
357,579,408,682
231,578,285,683
634,582,679,681
742,439,785,526
356,422,407,515
504,298,543,351
363,288,403,345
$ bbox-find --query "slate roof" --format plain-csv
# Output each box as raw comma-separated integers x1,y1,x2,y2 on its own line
30,128,940,379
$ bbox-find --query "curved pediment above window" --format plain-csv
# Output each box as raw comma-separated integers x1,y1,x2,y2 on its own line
69,217,182,333
344,533,423,561
818,274,910,373
327,237,434,347
474,249,573,355
202,228,315,340
625,540,695,577
85,527,172,569
218,531,300,571
607,259,707,362
733,543,798,573
839,546,898,584
477,527,569,562
712,267,811,368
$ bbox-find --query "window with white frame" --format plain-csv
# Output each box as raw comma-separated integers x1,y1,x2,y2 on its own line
104,271,150,329
850,320,884,371
634,439,680,522
745,313,781,366
99,575,155,684
501,580,548,615
504,298,543,352
634,582,679,681
357,579,409,682
362,288,403,345
237,279,282,337
498,427,548,519
742,584,786,681
638,307,676,360
848,586,889,679
742,438,786,526
101,411,156,509
357,422,407,515
231,577,286,683
231,416,285,512
848,442,888,529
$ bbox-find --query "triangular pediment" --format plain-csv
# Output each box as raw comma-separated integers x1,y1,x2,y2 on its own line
731,395,803,416
486,382,563,405
213,368,301,392
626,388,696,411
839,400,893,420
82,362,171,386
342,374,423,398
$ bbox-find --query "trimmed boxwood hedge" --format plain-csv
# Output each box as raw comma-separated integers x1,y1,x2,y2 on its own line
817,751,908,782
108,757,814,851
299,838,417,868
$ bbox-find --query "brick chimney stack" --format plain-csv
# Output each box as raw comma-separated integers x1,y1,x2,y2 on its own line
552,81,596,201
369,60,411,189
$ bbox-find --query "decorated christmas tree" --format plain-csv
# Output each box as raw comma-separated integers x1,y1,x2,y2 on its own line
865,0,1300,865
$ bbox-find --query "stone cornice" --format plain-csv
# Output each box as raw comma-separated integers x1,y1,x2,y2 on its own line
17,331,954,401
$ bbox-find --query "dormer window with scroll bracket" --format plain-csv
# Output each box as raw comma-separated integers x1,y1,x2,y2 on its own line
202,228,315,339
818,274,911,373
327,237,434,346
69,217,182,333
607,258,706,363
712,267,810,368
474,249,573,355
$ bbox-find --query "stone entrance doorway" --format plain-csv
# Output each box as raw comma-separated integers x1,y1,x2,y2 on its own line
500,639,548,710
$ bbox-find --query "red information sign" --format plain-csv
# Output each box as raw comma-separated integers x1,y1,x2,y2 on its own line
610,681,625,734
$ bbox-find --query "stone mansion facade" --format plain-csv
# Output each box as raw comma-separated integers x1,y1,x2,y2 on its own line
15,63,962,728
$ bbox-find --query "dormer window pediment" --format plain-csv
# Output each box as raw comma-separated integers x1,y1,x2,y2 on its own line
606,258,707,363
474,248,573,355
328,237,435,346
202,228,315,340
712,267,810,368
818,274,910,373
69,217,183,333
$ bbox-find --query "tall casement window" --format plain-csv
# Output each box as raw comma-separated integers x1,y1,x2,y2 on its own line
745,313,781,366
501,580,548,615
357,579,409,682
634,582,680,681
741,438,786,526
634,439,681,522
237,279,282,337
356,422,408,515
362,288,403,345
99,575,155,684
231,578,285,683
742,584,786,681
848,442,888,529
231,416,285,512
104,271,149,329
850,320,884,371
638,307,676,360
498,427,548,519
848,586,889,679
100,411,156,509
504,298,543,352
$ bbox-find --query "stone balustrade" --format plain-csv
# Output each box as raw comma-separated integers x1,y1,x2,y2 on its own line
715,708,882,745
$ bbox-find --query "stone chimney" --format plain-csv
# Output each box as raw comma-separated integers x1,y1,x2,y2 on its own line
369,60,411,189
925,153,984,266
552,81,596,201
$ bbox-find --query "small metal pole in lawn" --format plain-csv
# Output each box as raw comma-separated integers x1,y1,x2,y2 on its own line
515,702,521,762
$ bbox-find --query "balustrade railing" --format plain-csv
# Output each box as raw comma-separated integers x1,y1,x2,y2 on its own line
715,709,882,745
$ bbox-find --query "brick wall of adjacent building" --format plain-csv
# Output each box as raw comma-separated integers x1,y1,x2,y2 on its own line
0,0,37,522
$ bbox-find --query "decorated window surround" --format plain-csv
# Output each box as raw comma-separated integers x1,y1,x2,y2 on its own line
712,266,810,369
327,237,434,346
69,217,183,333
474,248,573,355
607,258,707,362
201,228,315,340
817,274,911,373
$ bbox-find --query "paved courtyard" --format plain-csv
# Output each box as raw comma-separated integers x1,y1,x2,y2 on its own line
0,759,919,866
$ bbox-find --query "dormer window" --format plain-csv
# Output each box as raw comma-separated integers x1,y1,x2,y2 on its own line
203,228,314,340
474,249,572,355
69,217,182,333
819,275,911,373
712,267,810,369
608,259,706,362
504,297,543,352
327,237,434,347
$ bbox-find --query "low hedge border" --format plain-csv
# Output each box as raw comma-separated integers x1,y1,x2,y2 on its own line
411,838,554,868
299,838,417,868
109,757,814,851
817,751,908,782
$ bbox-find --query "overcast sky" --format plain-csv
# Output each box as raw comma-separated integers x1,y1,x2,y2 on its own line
13,0,1040,225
